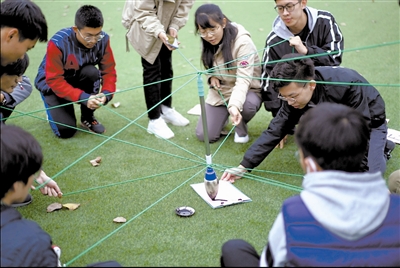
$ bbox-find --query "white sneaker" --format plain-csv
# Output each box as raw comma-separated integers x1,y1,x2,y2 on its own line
234,132,249,143
52,245,62,267
161,105,190,126
147,117,174,139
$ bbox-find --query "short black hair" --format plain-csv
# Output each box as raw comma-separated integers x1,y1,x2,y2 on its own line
1,125,43,199
295,102,369,172
270,53,315,93
75,5,104,29
2,53,29,76
0,0,48,42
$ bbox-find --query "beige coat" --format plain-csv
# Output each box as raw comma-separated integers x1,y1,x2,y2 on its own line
206,23,261,112
122,0,194,64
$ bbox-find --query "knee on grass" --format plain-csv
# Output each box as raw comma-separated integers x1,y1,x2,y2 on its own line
55,126,77,139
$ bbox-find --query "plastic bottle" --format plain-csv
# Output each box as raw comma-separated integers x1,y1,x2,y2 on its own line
204,166,218,200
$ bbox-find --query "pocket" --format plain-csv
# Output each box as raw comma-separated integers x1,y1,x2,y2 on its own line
127,21,155,56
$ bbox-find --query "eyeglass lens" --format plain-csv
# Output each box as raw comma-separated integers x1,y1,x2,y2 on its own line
199,26,219,37
79,30,103,42
274,1,299,13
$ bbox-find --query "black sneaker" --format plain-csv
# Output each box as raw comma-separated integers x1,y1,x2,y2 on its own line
10,194,33,208
81,116,105,134
384,140,396,160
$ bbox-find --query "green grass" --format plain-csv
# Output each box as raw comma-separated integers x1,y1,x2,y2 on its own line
8,0,400,266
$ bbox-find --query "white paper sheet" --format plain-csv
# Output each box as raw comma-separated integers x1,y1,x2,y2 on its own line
387,128,400,144
187,104,201,115
190,180,252,209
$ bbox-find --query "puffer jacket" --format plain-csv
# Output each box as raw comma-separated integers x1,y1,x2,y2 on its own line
1,205,58,267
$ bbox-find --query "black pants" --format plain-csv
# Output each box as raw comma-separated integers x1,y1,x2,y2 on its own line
41,65,101,138
141,45,173,120
220,239,260,267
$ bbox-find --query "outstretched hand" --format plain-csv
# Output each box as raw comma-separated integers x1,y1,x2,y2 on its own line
87,93,105,110
228,106,242,127
32,170,63,197
159,30,179,51
220,165,247,183
275,135,288,149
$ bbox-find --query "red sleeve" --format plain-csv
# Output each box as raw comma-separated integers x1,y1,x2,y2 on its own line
45,41,84,102
99,39,117,95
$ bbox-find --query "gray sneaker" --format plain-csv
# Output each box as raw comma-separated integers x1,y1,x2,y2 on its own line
81,116,105,134
385,140,396,160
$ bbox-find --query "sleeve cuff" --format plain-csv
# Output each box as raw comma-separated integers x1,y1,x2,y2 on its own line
1,92,12,106
79,92,91,107
239,160,253,172
102,90,113,105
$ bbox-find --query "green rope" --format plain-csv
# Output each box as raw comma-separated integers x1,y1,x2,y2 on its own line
10,38,398,265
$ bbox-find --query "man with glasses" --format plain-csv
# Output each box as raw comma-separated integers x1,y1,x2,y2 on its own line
35,5,117,138
221,53,394,183
220,103,399,267
261,0,344,148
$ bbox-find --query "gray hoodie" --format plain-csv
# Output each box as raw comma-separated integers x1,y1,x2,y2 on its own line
260,170,390,266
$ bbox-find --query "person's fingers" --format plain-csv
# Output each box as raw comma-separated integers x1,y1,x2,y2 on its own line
54,184,61,193
39,187,45,195
49,188,58,197
45,187,53,196
220,172,228,180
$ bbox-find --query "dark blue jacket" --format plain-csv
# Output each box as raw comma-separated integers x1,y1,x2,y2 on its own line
282,195,400,266
1,205,58,266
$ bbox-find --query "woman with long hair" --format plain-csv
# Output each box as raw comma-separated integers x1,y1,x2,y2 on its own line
194,3,262,144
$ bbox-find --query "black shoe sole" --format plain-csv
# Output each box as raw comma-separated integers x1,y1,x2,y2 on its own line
385,140,396,160
80,122,106,134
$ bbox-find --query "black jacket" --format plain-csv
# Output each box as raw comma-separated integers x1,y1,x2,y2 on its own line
261,7,344,114
241,66,385,170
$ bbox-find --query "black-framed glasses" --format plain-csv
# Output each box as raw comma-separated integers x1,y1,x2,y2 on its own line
198,25,221,38
277,82,307,103
77,29,104,42
274,1,301,14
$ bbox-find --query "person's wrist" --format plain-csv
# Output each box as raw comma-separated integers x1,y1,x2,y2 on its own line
158,31,166,39
1,93,7,106
228,104,242,113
